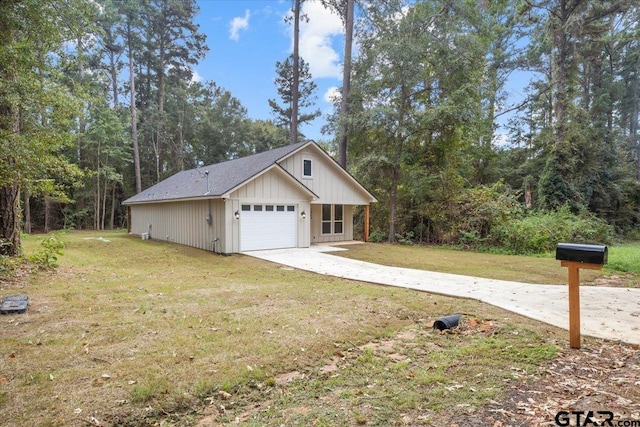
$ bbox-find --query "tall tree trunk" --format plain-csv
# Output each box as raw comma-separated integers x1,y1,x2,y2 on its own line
155,4,171,182
44,197,50,234
127,21,142,193
177,116,185,171
388,162,399,243
0,177,21,257
634,55,640,181
0,88,22,256
156,46,165,183
95,182,100,230
538,0,584,210
23,186,31,234
77,36,87,164
110,183,116,229
291,0,301,145
553,0,575,151
109,48,119,108
102,177,108,230
338,0,354,168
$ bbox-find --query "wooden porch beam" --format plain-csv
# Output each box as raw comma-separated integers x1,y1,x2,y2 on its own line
364,205,370,242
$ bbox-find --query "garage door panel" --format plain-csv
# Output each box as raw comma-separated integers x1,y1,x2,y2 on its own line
240,204,297,251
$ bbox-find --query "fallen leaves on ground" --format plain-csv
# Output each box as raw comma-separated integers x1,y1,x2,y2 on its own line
442,340,640,426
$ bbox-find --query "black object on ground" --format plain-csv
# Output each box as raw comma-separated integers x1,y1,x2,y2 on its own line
433,313,462,331
1,294,29,314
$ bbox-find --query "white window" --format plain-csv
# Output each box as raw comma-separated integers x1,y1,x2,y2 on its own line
334,205,343,234
321,204,344,235
303,159,312,177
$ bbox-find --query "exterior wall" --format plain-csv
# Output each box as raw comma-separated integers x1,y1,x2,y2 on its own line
129,198,225,253
228,168,310,201
279,146,372,205
225,168,312,252
310,204,354,243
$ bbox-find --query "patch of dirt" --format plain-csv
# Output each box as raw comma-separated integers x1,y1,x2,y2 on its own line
590,274,636,288
196,318,639,427
361,339,396,354
439,341,640,426
274,370,305,386
318,355,342,374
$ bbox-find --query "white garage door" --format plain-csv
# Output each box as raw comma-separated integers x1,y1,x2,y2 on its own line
240,204,298,251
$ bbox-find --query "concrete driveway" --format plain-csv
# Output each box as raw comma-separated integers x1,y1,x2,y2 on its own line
245,245,640,346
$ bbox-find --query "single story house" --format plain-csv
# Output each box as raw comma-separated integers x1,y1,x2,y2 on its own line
122,140,377,254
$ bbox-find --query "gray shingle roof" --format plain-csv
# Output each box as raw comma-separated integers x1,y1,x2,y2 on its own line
123,141,310,204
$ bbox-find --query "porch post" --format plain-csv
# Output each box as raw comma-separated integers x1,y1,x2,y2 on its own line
364,205,370,242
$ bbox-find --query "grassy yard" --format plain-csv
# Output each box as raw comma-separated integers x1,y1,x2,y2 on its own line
0,232,635,426
334,242,640,287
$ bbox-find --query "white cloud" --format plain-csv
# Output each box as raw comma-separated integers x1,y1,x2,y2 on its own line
324,86,341,104
286,0,344,80
191,69,203,83
229,9,250,41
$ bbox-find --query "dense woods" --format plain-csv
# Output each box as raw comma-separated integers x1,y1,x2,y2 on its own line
1,0,639,256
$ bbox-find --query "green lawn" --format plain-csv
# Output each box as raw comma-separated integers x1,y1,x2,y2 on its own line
0,231,633,426
605,242,640,274
333,242,640,287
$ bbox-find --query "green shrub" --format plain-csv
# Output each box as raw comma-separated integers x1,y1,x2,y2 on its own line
395,231,414,245
0,255,18,280
491,206,613,254
28,233,65,269
452,182,523,241
368,228,387,243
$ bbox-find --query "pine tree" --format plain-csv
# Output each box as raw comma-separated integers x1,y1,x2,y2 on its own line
268,55,321,141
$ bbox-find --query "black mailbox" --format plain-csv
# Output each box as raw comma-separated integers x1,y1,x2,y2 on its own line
555,243,608,265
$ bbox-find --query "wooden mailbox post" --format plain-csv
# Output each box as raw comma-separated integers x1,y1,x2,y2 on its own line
556,243,608,349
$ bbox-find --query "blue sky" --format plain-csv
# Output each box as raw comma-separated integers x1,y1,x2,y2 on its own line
194,0,346,142
192,0,531,146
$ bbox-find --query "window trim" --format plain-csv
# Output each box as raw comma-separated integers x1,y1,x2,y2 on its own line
321,204,344,236
333,205,343,235
302,159,313,178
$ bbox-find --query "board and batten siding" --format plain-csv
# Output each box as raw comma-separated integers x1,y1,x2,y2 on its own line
279,147,371,205
228,168,311,201
129,199,225,252
310,204,354,243
226,168,313,252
